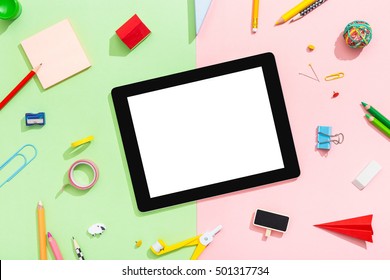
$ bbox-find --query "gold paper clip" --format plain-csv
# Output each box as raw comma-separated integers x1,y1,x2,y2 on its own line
324,72,344,81
0,144,38,188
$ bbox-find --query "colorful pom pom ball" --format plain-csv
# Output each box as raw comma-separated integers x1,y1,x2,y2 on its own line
343,20,372,48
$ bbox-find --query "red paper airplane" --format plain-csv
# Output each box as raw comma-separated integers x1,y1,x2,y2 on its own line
314,215,373,242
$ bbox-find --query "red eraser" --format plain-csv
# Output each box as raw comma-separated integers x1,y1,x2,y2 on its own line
116,14,151,50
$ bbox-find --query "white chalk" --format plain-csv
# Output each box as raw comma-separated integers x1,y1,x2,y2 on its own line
352,160,382,190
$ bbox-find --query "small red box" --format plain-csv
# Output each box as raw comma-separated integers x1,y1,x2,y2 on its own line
116,14,151,50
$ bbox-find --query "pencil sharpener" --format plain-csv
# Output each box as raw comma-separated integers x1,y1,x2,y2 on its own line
25,112,45,126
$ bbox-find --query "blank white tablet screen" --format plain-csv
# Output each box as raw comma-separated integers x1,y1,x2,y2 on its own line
127,67,284,198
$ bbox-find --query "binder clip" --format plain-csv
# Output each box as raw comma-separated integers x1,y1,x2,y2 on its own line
0,144,38,188
317,126,344,150
150,225,222,260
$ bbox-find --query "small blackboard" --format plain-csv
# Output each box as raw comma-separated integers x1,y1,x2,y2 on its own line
253,209,289,234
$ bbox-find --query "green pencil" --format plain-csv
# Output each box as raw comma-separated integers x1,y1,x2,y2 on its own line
362,102,390,129
365,114,390,138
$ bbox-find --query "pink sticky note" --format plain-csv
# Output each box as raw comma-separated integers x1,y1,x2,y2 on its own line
21,19,91,89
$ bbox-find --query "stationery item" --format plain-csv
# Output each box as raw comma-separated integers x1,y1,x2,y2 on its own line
0,144,38,188
0,0,22,20
25,112,45,126
252,0,260,32
48,232,63,260
275,0,317,25
151,225,222,260
325,72,344,81
332,91,339,98
253,209,289,237
72,237,85,260
299,63,319,82
293,0,327,21
307,44,315,51
352,160,382,190
116,14,151,50
314,215,373,243
71,135,94,148
362,102,390,129
343,20,372,48
135,240,143,248
365,114,390,138
195,0,213,34
68,159,99,190
0,64,42,110
316,126,344,150
88,223,106,236
37,201,47,260
21,19,91,89
112,53,300,212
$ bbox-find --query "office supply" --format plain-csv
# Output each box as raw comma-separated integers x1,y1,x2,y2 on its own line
68,159,99,190
299,63,319,82
151,225,222,260
292,0,327,21
343,20,372,48
47,232,63,260
316,126,344,150
314,215,373,243
352,160,382,190
25,112,45,126
275,0,317,25
0,64,42,110
195,0,213,34
72,237,85,260
116,14,151,50
37,201,47,260
112,53,300,211
365,114,390,138
324,72,344,81
252,0,260,32
135,240,143,248
253,209,289,237
71,135,94,148
332,91,339,98
0,0,22,20
21,19,91,89
307,44,315,51
0,144,38,188
362,102,390,129
88,223,106,236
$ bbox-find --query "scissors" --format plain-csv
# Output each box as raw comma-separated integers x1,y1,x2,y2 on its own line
150,225,222,260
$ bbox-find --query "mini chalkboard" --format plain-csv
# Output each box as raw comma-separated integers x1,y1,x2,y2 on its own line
253,209,289,237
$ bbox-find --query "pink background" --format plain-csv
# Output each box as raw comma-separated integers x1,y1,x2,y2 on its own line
196,0,390,259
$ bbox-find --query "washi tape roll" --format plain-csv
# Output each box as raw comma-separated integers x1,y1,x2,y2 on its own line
68,160,99,190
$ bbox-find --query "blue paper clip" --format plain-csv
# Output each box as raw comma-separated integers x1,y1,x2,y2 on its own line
0,144,38,188
317,126,344,150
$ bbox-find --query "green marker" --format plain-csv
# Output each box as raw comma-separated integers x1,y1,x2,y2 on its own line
362,102,390,129
365,114,390,138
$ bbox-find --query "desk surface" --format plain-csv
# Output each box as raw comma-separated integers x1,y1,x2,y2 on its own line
0,0,389,260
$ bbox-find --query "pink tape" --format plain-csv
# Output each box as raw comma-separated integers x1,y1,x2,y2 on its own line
68,160,99,190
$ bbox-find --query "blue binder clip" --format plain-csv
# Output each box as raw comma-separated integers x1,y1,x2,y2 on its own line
317,126,344,150
0,144,38,188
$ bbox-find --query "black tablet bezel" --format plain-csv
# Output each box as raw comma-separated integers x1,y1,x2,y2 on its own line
112,52,300,212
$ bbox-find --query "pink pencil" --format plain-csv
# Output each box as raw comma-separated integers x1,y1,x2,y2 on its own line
47,232,63,260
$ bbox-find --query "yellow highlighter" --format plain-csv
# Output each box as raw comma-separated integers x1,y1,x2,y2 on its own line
276,0,317,25
150,225,222,260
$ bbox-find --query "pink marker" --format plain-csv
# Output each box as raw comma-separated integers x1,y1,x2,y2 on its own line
47,232,63,260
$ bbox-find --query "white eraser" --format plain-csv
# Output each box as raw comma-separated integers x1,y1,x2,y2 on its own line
352,160,382,190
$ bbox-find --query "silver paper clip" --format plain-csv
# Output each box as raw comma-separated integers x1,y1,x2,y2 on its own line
0,144,38,188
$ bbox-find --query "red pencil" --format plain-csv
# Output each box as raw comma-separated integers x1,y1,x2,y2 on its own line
0,63,42,110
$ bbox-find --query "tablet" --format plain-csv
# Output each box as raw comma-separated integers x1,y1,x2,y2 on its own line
112,52,300,212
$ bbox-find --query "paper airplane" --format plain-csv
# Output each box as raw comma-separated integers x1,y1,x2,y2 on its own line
195,0,213,34
314,215,373,242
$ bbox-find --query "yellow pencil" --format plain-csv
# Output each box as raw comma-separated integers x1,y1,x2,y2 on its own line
275,0,317,25
252,0,260,32
37,201,47,260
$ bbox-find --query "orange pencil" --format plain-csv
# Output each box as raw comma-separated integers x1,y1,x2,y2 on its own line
37,201,47,260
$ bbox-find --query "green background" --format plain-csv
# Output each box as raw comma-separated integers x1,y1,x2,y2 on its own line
0,0,197,260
